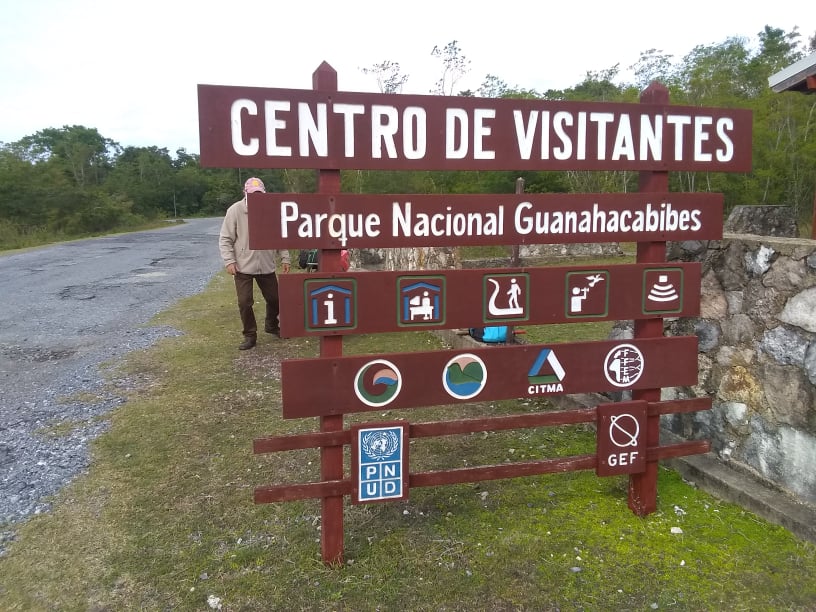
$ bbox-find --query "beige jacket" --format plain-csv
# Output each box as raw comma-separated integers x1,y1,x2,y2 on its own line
219,198,290,274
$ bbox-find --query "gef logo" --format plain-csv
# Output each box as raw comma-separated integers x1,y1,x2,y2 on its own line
596,402,647,477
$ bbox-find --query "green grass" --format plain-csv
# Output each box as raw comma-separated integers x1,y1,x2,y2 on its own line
0,271,814,611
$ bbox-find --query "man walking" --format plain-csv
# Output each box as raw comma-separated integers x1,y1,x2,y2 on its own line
219,177,291,350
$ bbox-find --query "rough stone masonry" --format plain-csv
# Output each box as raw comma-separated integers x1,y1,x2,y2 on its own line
660,209,816,507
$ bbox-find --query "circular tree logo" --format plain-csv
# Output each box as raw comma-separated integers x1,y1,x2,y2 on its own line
354,359,402,407
442,353,487,400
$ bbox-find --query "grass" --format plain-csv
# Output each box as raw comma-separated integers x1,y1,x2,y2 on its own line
0,271,814,611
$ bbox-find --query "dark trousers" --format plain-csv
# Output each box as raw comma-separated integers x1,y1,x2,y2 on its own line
234,272,280,338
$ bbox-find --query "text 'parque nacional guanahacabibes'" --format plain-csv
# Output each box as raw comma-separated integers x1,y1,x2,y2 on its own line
247,192,724,249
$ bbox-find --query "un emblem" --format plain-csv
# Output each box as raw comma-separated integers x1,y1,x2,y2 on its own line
362,429,400,461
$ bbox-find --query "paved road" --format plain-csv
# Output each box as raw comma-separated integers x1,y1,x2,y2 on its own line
0,218,225,531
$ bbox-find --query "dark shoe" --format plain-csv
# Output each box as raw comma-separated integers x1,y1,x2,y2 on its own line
238,337,256,350
264,326,281,336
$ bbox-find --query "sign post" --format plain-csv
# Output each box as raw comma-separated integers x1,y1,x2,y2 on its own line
629,82,670,516
313,62,344,566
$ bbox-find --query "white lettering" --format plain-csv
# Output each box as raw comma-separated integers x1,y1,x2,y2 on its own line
280,201,298,238
527,383,564,394
640,115,662,160
513,110,537,160
553,111,573,160
608,451,639,467
279,200,380,245
666,114,692,161
612,114,635,160
590,112,614,160
231,99,259,156
402,106,427,160
473,108,496,159
716,117,735,162
446,108,468,159
264,101,292,157
371,105,399,159
298,102,327,157
332,103,365,157
694,116,712,162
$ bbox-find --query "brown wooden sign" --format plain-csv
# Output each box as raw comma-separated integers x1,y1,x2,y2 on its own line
248,192,724,250
596,402,647,476
281,336,698,418
198,85,753,172
277,263,702,336
351,421,409,504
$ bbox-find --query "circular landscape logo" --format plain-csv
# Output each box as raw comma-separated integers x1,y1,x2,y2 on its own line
354,359,402,407
442,353,487,400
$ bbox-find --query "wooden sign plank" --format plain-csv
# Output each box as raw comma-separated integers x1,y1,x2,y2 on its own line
278,263,702,336
248,192,723,249
198,85,753,172
281,336,699,417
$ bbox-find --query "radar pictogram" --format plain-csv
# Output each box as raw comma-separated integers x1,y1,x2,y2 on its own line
647,274,679,303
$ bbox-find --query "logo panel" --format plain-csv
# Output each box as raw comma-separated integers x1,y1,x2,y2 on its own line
397,275,446,326
304,278,357,331
483,273,529,323
565,271,609,318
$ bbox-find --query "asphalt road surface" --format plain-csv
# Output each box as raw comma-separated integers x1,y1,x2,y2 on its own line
0,218,225,534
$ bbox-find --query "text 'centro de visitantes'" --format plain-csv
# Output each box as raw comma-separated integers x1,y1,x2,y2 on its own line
198,86,753,172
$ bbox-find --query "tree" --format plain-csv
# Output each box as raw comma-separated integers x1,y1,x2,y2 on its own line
0,144,71,228
477,75,508,98
360,60,409,93
629,49,678,92
106,146,175,217
17,125,120,188
430,40,471,96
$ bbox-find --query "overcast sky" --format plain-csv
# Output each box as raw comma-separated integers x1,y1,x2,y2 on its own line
1,0,812,155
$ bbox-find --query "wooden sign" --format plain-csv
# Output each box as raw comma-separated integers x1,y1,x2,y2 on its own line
198,85,753,172
280,336,699,418
351,422,409,504
248,192,724,250
278,263,702,336
596,402,647,476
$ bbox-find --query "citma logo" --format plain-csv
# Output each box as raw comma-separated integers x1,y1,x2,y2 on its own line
527,348,566,394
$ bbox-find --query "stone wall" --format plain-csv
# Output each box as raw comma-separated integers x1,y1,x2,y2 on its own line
352,242,623,271
350,247,457,271
661,234,816,506
350,213,816,509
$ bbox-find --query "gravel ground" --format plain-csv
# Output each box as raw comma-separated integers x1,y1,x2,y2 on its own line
0,218,226,554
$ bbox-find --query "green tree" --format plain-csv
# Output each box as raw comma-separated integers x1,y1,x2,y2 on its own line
0,143,72,229
629,49,679,92
106,146,175,217
17,125,119,188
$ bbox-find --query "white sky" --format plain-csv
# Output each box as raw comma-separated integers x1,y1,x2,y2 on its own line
0,0,812,155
